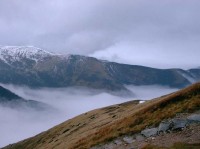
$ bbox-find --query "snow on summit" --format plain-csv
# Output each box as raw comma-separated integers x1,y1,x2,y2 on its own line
0,46,55,63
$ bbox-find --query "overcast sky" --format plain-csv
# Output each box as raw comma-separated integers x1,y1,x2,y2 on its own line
0,0,200,69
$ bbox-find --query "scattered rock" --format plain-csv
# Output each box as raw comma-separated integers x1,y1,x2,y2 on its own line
90,146,100,149
123,136,135,144
104,142,115,149
187,114,200,123
91,113,200,149
114,139,123,145
135,134,145,142
128,144,138,149
171,118,188,130
158,120,172,133
141,128,158,137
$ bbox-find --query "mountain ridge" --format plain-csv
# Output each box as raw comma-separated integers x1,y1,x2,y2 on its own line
0,46,199,92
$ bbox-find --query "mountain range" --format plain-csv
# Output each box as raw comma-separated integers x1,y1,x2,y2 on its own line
0,46,199,92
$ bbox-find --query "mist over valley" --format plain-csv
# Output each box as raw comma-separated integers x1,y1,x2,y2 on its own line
0,84,178,147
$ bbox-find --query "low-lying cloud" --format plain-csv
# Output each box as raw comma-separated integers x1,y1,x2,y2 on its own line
0,84,178,147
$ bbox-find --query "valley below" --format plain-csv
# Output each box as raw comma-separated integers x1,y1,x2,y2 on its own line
0,84,178,148
2,82,200,149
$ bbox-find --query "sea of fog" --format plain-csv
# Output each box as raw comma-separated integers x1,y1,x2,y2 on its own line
0,84,178,147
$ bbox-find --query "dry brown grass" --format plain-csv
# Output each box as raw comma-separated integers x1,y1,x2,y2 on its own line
3,83,200,149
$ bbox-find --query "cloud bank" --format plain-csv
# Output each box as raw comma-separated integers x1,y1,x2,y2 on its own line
0,0,200,68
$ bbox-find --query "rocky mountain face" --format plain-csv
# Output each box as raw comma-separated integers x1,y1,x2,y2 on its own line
0,46,199,92
0,85,49,110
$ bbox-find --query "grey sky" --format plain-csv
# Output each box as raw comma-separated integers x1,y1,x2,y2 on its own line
0,0,200,69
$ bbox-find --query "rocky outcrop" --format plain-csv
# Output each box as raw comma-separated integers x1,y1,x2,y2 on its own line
122,136,135,144
142,117,189,137
90,113,200,149
158,120,172,133
141,128,158,137
187,114,200,123
171,118,188,130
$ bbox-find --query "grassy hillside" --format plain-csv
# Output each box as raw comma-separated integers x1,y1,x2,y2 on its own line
4,83,200,149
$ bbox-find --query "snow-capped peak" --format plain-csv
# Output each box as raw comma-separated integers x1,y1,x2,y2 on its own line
0,46,55,63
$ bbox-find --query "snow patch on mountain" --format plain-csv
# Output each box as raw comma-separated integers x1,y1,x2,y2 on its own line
0,46,55,62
